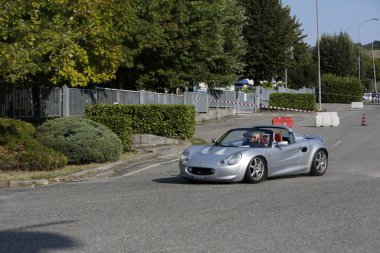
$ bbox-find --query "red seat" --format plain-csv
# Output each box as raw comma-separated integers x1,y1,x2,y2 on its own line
274,133,282,142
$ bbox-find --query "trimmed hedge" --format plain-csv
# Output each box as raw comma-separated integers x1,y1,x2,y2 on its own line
37,117,123,164
321,74,363,103
269,93,317,111
86,116,133,152
85,104,196,139
0,118,67,171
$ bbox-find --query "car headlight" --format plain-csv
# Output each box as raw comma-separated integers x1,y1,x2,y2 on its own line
180,150,190,163
226,153,242,165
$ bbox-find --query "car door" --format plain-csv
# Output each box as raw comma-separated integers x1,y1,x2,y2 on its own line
268,141,302,177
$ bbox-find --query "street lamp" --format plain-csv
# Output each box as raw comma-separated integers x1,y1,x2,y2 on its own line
316,0,322,111
357,17,379,80
372,42,377,94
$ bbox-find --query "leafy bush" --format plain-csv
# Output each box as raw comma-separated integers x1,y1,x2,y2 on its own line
0,118,67,171
321,74,363,103
85,104,196,139
37,117,123,164
269,93,317,111
86,116,133,151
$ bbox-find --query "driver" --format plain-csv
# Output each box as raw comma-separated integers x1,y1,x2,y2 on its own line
249,132,263,146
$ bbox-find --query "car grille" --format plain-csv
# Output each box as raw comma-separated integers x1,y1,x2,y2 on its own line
187,167,215,175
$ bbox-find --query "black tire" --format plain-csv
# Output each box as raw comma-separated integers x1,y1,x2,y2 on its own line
310,149,328,176
244,156,267,183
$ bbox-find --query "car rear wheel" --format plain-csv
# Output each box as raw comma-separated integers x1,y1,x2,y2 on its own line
310,149,328,176
245,156,267,183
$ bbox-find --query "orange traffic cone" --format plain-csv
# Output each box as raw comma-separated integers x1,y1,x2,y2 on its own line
361,114,367,126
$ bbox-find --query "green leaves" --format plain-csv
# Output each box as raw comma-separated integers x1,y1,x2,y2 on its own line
316,32,357,77
269,93,317,111
125,0,246,91
240,0,309,82
0,0,136,87
321,74,363,103
85,104,196,139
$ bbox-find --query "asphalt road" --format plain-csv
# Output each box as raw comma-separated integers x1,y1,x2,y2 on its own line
1,104,379,253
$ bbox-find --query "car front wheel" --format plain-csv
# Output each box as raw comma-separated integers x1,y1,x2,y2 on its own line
310,149,328,176
244,156,267,183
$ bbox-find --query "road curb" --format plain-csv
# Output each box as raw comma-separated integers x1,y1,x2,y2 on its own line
0,149,159,190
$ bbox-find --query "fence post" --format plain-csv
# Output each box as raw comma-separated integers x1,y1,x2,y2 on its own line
139,90,145,104
195,92,198,113
116,89,120,104
255,87,261,113
62,85,70,117
206,93,209,113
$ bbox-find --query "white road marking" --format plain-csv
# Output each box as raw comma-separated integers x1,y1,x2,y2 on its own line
157,153,178,159
123,158,179,177
331,140,342,149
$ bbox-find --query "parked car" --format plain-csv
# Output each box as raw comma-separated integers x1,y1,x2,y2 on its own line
363,93,372,101
179,125,328,183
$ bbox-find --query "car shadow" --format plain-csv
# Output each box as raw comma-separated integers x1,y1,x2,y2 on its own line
153,174,311,185
0,220,82,253
267,174,308,181
153,175,231,185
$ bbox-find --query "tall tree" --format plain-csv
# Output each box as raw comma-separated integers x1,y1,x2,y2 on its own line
287,50,318,89
239,0,308,83
315,32,357,77
119,0,246,91
0,0,136,87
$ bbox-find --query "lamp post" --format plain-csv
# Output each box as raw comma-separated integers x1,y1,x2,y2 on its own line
316,0,322,111
372,42,377,94
357,17,379,80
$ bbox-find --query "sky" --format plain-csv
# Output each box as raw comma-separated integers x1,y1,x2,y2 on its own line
281,0,380,46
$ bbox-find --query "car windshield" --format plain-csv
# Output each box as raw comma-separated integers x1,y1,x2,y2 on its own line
215,129,273,148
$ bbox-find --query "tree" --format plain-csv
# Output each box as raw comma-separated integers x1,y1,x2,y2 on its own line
0,0,136,88
117,0,246,91
239,0,309,83
287,56,318,89
315,32,357,77
363,54,380,92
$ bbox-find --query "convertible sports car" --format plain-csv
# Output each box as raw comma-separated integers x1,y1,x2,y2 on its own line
179,125,328,183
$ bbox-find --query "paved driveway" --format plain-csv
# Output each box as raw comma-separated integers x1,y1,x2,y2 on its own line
1,104,379,252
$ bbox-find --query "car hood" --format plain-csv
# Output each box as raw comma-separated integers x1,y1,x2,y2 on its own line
189,145,246,157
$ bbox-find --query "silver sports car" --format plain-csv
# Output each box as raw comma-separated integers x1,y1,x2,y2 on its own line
179,125,328,183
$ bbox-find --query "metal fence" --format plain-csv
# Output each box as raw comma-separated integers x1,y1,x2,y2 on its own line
0,85,315,118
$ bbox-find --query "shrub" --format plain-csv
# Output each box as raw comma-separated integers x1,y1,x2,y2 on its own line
86,116,133,151
269,93,317,111
37,117,123,164
0,118,35,148
85,104,196,139
321,74,363,103
0,118,67,171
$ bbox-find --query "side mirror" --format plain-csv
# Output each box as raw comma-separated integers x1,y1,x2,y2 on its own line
276,141,289,147
212,138,217,144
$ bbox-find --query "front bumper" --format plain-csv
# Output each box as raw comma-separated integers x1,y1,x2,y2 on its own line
179,162,245,182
